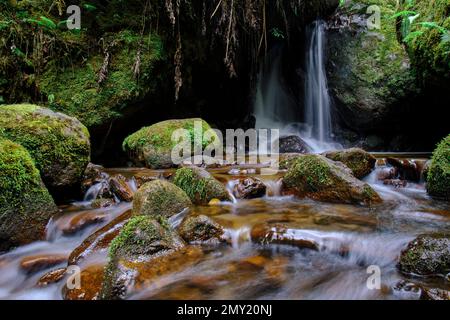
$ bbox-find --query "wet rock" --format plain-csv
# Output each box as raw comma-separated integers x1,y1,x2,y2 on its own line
386,158,420,182
91,198,115,208
421,160,431,181
133,171,160,188
427,135,450,200
383,179,407,188
61,211,108,235
122,118,219,169
109,174,133,202
0,104,90,190
323,148,376,179
133,180,191,218
282,154,381,205
392,280,423,300
278,135,310,154
81,163,109,193
178,215,224,244
20,254,67,274
251,223,319,250
398,234,450,276
376,167,398,181
68,211,131,265
421,287,450,300
173,166,231,205
101,216,185,299
278,153,305,170
37,268,67,287
0,139,58,252
233,177,267,199
63,264,104,300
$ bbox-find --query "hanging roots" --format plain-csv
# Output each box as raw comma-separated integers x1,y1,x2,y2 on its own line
174,31,183,101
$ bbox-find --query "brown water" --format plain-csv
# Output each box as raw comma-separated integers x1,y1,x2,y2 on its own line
0,156,449,300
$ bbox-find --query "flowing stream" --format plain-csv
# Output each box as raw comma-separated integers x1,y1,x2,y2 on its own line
0,156,449,300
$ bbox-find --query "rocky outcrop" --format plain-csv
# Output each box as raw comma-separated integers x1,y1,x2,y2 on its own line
0,139,58,252
173,166,231,205
133,180,191,218
323,148,376,178
282,154,381,205
278,135,311,154
0,104,90,191
398,234,450,276
427,135,450,200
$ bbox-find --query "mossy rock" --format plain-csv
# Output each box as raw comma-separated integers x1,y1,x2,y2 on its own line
427,134,450,200
173,166,231,205
101,215,184,299
123,118,218,169
398,234,450,276
0,138,57,252
327,0,418,131
282,154,381,205
0,104,90,190
323,148,376,179
178,215,224,244
132,180,192,218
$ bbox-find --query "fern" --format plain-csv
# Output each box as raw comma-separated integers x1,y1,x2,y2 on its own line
26,16,57,30
403,30,424,43
390,10,417,19
419,22,447,34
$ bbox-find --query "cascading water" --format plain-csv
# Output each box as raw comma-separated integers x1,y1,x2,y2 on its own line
305,20,332,144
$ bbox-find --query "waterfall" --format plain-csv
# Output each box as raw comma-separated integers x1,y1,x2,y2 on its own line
305,20,332,143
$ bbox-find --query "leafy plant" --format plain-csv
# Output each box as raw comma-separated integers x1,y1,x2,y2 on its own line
26,16,57,30
270,27,285,39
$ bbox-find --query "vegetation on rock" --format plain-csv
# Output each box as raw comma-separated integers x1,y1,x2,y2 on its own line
0,104,90,190
323,148,376,178
427,134,450,200
0,138,57,251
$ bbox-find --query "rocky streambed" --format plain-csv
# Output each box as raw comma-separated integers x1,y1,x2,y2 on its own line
0,155,449,300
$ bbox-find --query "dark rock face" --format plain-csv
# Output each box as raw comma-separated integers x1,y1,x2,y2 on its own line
233,177,267,199
398,234,450,276
282,154,381,205
178,215,224,244
386,158,421,182
279,136,311,154
323,148,376,179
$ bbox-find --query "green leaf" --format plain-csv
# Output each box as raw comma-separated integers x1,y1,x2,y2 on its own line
419,22,447,34
390,10,417,19
83,3,97,12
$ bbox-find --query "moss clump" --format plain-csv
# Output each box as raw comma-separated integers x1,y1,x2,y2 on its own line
123,118,218,169
282,154,381,205
173,166,231,205
398,234,450,276
132,180,192,218
0,104,90,189
427,134,450,200
38,31,163,128
0,138,57,251
324,148,376,178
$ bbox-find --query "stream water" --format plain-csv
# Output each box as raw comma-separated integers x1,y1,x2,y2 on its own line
0,156,448,300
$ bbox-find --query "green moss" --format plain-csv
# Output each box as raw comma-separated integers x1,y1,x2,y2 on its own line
38,31,163,128
284,155,333,192
0,104,90,188
173,167,230,204
427,134,450,199
132,179,192,218
0,138,57,250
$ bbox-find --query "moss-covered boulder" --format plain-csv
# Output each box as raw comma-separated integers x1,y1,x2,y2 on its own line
0,104,90,190
327,0,417,131
282,154,381,205
398,234,450,277
132,180,191,218
123,118,218,169
323,148,376,179
173,166,231,205
427,135,450,200
0,138,58,252
178,215,225,244
101,215,185,299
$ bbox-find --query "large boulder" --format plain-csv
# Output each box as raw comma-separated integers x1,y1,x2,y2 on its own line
323,148,376,179
0,104,90,190
122,118,218,169
282,154,381,205
427,135,450,200
101,216,185,299
327,1,417,132
278,135,310,154
173,166,231,205
398,234,450,277
133,180,192,218
0,139,58,252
